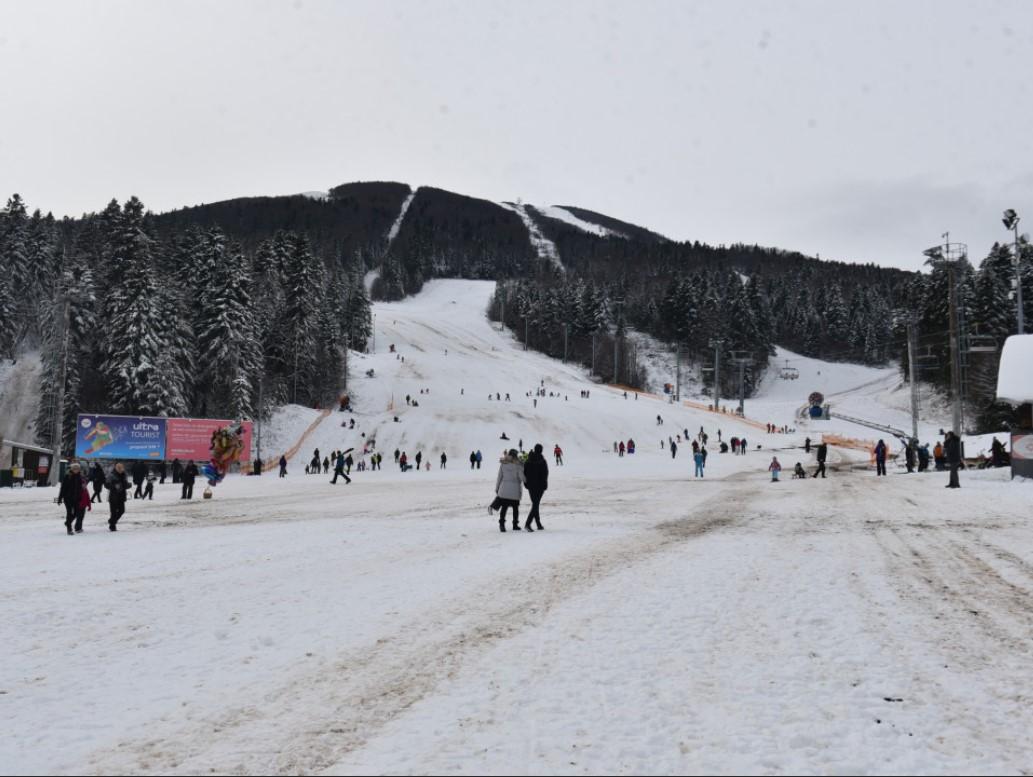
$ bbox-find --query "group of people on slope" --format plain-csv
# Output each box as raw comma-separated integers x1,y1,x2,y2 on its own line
490,444,549,533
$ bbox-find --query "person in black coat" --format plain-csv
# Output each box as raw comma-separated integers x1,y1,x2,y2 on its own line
279,455,288,477
181,460,199,499
90,462,106,503
58,462,88,534
106,462,130,531
945,431,962,489
131,460,148,498
158,460,168,484
171,458,183,484
523,444,549,531
813,442,828,478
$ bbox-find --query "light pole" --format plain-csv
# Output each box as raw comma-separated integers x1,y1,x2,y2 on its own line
1003,209,1024,333
924,240,967,437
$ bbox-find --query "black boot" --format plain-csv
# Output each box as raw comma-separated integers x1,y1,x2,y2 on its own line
535,521,544,530
66,525,73,535
524,521,534,532
513,523,521,531
499,519,506,533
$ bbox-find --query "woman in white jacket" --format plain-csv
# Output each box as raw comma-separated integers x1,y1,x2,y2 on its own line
492,449,526,532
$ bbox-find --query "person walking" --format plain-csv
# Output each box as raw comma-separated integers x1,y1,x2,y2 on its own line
693,449,705,478
671,440,678,459
415,451,423,471
553,445,563,466
158,460,167,485
475,450,483,469
440,452,447,469
945,431,962,488
181,460,199,499
131,459,148,499
768,457,782,482
804,437,811,454
90,462,106,503
874,439,888,477
813,442,828,478
142,470,156,500
106,462,129,531
172,458,182,484
739,436,747,455
470,451,477,470
491,449,526,532
905,440,916,474
619,441,625,457
323,456,330,474
523,443,549,531
279,455,288,477
59,462,89,535
933,441,945,471
331,451,351,484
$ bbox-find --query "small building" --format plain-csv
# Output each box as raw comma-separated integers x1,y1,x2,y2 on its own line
996,334,1033,479
0,438,57,487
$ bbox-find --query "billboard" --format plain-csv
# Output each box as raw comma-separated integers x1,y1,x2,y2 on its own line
75,415,166,460
166,418,253,462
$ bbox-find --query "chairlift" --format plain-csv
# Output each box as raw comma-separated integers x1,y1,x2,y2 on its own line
777,359,799,380
966,335,998,353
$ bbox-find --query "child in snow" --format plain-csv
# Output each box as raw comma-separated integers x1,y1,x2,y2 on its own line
769,457,782,482
793,462,806,479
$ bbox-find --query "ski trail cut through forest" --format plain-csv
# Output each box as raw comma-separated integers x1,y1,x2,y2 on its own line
82,480,761,775
385,191,416,250
500,202,564,272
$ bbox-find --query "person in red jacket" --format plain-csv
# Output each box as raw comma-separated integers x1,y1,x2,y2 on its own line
553,444,564,466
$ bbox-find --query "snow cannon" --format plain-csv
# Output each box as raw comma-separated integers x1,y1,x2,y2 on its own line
808,392,825,420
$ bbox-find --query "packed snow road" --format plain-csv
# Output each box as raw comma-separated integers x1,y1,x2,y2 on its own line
2,465,1033,775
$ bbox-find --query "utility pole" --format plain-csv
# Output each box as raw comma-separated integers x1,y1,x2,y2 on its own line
256,378,263,464
612,300,623,384
925,239,966,437
906,317,920,442
591,332,596,376
524,316,528,351
293,332,300,405
675,342,681,402
1003,209,1024,333
708,338,723,410
372,313,376,354
563,323,569,363
499,284,505,332
729,351,752,417
342,333,349,391
48,295,70,486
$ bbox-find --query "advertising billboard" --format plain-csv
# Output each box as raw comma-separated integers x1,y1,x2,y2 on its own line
166,418,253,462
75,415,166,460
1011,432,1033,480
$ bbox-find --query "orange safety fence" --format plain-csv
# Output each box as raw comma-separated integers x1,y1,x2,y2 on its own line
607,383,772,432
261,409,332,473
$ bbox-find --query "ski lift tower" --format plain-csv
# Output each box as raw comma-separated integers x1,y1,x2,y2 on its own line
923,238,968,439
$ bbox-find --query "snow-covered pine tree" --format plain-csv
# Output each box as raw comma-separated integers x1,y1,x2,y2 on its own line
99,197,175,415
196,234,261,419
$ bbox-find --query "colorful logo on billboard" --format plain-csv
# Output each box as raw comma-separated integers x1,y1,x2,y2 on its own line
1011,433,1033,461
75,415,166,460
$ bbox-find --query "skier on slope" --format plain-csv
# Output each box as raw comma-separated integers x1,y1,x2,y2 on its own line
553,444,563,466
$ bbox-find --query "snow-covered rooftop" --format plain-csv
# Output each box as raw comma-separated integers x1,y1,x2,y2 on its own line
996,334,1033,404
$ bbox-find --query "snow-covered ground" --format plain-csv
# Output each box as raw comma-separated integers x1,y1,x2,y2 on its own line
3,281,1031,776
539,205,625,238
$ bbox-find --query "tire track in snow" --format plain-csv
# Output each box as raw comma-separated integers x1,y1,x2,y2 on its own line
82,481,761,775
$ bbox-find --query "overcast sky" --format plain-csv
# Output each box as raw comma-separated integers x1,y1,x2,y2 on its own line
2,0,1031,271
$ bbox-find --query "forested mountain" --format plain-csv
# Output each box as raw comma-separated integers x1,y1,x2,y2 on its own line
1,180,1028,452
